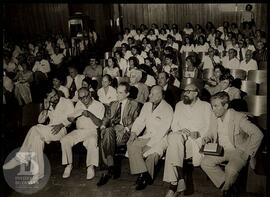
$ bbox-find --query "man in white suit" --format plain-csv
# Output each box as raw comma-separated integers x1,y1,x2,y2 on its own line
127,85,173,190
201,92,263,197
3,88,74,184
60,87,105,180
163,83,214,197
65,66,85,99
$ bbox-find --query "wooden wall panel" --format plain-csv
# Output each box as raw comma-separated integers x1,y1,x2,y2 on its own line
121,4,267,32
5,4,69,38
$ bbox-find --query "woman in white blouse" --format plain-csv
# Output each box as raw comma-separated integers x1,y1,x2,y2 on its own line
114,51,128,77
97,74,117,106
180,36,195,55
103,57,120,78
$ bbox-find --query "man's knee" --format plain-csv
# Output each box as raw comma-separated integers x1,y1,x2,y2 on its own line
168,132,184,145
201,156,215,170
225,164,241,177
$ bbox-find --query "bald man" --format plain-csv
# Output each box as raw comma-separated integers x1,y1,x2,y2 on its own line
163,83,214,197
127,85,173,190
60,88,105,180
239,49,258,72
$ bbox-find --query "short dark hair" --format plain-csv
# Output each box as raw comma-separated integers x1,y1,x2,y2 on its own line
211,91,230,106
118,82,131,93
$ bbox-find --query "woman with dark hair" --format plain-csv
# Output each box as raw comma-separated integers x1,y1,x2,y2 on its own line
134,28,145,42
179,36,195,55
103,57,120,78
241,4,255,31
205,21,215,35
158,28,168,42
194,35,209,54
183,55,199,78
114,51,128,77
121,43,133,61
183,22,194,36
97,74,117,106
163,23,171,34
123,27,132,42
193,24,206,43
206,64,226,87
125,56,139,77
141,37,152,52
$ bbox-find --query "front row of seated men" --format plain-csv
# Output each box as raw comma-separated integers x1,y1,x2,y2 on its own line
3,82,263,197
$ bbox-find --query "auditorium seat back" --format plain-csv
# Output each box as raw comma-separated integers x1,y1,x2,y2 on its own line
230,69,247,80
244,95,267,117
241,80,257,95
247,70,267,84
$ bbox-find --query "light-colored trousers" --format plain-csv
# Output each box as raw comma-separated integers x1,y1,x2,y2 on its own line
163,132,202,186
127,138,160,179
201,149,249,191
15,124,66,178
60,128,98,167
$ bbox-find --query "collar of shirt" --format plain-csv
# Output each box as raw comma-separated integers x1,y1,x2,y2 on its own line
163,84,168,91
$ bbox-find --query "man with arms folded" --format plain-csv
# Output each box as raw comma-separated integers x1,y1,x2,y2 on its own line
163,83,214,197
127,85,173,190
201,92,263,197
3,88,74,184
60,87,105,180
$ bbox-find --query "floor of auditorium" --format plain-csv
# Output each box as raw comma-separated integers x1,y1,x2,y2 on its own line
1,104,265,197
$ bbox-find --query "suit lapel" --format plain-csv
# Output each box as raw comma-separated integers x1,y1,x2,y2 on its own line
227,109,235,146
122,100,130,120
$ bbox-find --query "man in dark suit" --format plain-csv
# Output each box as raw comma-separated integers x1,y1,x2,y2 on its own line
158,72,182,109
97,82,141,186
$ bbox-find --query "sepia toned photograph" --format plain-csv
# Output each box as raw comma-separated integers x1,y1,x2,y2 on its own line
1,3,268,197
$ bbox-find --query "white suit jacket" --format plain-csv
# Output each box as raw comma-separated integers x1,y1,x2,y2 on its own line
132,100,173,157
65,74,85,90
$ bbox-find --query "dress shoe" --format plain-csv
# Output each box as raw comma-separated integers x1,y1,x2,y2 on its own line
62,164,73,178
97,173,111,186
3,158,21,170
86,165,95,180
135,172,153,190
135,176,148,190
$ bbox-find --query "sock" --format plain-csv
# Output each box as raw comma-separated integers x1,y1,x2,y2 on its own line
169,182,178,192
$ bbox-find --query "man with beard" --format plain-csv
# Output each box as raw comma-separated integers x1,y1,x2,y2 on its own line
3,88,74,184
163,83,214,197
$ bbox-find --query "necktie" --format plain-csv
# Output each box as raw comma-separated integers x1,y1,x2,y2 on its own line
113,102,122,125
69,78,76,99
239,48,243,62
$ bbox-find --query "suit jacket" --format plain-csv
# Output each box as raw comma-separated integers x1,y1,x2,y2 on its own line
65,74,85,90
132,100,173,157
134,82,149,104
164,84,182,109
102,99,141,130
206,109,263,158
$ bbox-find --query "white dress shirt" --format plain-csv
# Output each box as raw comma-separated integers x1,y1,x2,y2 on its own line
217,110,235,151
97,86,117,105
239,59,258,72
58,85,69,98
222,57,240,69
201,55,221,69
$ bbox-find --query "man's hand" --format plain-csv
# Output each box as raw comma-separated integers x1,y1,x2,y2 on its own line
67,117,76,123
127,132,137,144
82,110,91,118
181,128,191,136
51,123,64,135
201,136,212,145
44,98,50,110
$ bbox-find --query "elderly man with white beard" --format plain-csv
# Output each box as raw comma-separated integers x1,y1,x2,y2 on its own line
163,83,214,197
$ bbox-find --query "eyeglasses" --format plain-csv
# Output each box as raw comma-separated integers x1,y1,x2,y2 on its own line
78,93,90,100
183,89,197,94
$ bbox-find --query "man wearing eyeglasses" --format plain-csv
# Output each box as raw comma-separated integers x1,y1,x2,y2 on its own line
60,87,105,180
3,88,75,184
163,83,214,197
